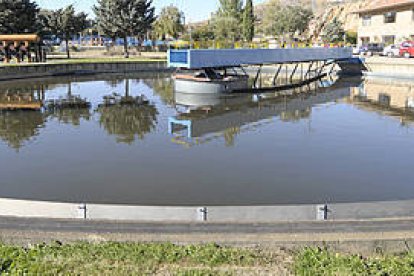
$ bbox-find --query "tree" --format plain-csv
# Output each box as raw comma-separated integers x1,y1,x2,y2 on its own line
94,0,155,58
217,0,243,18
242,0,255,42
211,16,241,41
190,24,214,41
346,31,357,45
40,5,88,59
322,18,345,43
212,0,243,41
0,0,39,34
153,5,184,40
93,0,120,44
261,0,312,39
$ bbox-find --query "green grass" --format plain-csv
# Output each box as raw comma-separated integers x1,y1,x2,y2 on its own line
48,57,166,64
0,57,166,67
0,242,282,275
294,247,414,276
4,242,414,275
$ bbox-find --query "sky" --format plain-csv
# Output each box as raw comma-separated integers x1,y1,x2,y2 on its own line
35,0,266,22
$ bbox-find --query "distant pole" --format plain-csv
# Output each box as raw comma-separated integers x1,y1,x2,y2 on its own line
190,26,193,49
189,15,193,50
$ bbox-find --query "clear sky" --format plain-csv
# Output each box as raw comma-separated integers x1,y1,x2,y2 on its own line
35,0,266,22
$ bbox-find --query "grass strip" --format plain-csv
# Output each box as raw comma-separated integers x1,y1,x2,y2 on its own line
0,242,286,275
294,247,414,276
0,58,166,67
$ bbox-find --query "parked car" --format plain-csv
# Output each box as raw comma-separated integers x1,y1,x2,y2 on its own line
382,44,400,57
360,43,385,56
399,41,414,58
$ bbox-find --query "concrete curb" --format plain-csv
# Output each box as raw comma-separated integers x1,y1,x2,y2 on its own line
1,198,414,223
1,216,414,254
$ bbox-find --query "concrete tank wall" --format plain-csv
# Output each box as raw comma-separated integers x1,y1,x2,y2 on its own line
0,61,171,81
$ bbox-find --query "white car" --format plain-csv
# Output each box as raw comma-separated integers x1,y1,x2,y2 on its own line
382,44,400,57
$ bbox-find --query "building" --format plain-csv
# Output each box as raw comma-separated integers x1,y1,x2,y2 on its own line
356,0,414,45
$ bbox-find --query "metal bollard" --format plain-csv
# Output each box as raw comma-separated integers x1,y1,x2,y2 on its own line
197,207,208,222
316,204,329,221
78,203,87,219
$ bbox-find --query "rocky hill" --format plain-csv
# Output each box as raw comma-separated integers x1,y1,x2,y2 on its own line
308,0,370,42
255,0,372,41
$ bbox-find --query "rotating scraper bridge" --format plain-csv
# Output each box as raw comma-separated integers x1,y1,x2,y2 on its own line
168,47,354,92
168,48,353,69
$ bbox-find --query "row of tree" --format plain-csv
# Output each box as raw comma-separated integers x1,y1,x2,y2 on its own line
187,0,346,44
151,0,254,42
0,0,346,58
152,0,317,44
0,0,155,58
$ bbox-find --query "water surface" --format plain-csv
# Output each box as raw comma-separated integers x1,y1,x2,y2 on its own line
0,74,413,206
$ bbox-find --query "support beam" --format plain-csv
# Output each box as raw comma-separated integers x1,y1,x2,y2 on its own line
304,61,314,79
253,65,262,89
272,64,283,86
289,63,299,82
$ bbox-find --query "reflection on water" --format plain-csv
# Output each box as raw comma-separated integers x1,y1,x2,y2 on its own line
0,85,47,150
46,107,92,127
0,76,162,149
97,79,158,144
147,78,175,106
0,110,46,150
45,83,92,126
169,79,349,147
1,74,414,206
350,77,414,127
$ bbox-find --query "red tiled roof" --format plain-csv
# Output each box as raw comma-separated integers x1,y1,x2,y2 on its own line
356,0,414,14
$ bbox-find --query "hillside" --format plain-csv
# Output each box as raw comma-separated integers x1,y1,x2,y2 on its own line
255,0,371,41
308,0,370,42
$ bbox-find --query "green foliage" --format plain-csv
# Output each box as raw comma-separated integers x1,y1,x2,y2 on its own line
94,0,155,57
211,16,241,41
212,0,243,41
217,0,243,19
322,18,345,43
0,0,39,34
0,242,272,274
346,31,358,45
261,0,312,37
93,0,118,39
242,0,255,42
39,5,88,58
295,247,414,275
153,5,184,40
189,24,214,41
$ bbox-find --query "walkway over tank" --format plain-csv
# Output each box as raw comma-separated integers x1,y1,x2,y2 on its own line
168,48,353,69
